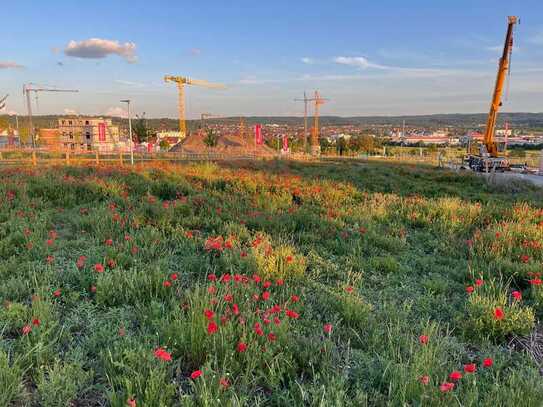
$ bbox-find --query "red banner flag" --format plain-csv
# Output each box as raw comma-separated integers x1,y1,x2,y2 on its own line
255,124,263,145
147,143,153,153
98,123,106,142
282,135,288,152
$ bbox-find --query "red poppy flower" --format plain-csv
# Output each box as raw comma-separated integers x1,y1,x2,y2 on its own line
252,294,260,301
493,307,504,320
276,279,284,286
94,263,104,273
105,239,113,246
529,279,542,286
449,371,462,381
232,303,239,315
240,251,248,258
465,239,473,248
512,291,522,300
482,358,493,368
22,325,32,335
207,322,218,335
439,382,455,392
153,347,172,361
204,309,215,320
466,286,474,294
208,285,217,294
185,231,193,239
163,280,172,288
46,239,54,246
420,375,430,385
290,295,300,303
219,377,230,389
53,289,61,297
224,294,233,302
323,323,333,334
262,291,271,301
131,246,139,255
170,273,178,281
267,332,277,341
285,309,299,319
233,274,242,282
475,279,483,287
90,285,97,293
46,255,54,264
32,318,41,327
345,286,354,294
464,363,476,373
520,255,530,263
285,256,293,264
271,304,282,313
127,398,136,407
419,335,429,345
124,234,132,241
190,370,202,379
263,281,272,289
224,240,233,249
220,274,231,283
237,342,247,352
207,274,217,282
273,317,281,325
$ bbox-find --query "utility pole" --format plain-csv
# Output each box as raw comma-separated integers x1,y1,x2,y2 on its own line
120,100,134,165
24,86,34,148
294,91,310,152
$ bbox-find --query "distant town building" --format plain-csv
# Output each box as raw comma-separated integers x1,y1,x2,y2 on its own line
58,117,121,152
38,129,61,149
156,131,183,147
0,129,20,148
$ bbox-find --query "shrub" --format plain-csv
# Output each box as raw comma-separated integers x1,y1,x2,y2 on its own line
36,361,92,407
0,351,26,406
462,282,535,343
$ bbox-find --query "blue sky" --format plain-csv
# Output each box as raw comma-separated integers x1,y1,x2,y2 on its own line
1,0,542,118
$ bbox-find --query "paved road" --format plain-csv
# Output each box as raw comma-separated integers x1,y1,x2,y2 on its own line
482,172,543,188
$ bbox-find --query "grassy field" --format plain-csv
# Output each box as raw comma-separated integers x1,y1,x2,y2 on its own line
1,160,543,406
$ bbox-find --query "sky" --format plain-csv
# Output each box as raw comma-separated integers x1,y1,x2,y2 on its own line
1,0,542,119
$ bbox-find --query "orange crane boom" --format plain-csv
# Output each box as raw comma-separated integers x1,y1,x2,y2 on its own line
164,75,225,138
483,16,517,157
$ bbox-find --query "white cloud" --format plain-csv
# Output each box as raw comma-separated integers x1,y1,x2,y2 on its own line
238,76,282,85
301,57,315,64
115,79,145,87
333,56,459,78
105,106,128,118
64,38,137,63
63,108,78,115
0,61,24,69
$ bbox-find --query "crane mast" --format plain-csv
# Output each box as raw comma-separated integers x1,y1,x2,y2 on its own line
483,16,517,157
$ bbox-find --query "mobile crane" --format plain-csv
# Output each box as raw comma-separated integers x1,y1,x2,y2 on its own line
467,16,517,172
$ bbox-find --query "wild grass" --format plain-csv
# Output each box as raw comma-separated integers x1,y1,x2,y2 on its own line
0,160,542,406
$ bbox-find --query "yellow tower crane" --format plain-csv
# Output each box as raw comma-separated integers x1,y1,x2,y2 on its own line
164,76,225,138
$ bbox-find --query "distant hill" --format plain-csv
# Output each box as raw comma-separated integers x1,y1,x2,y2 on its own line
2,112,543,132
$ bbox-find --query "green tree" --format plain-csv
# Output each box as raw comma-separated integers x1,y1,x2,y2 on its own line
159,139,171,151
203,128,218,149
132,114,151,143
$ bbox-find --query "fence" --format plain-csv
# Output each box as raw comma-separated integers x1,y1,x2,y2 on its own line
0,148,540,170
